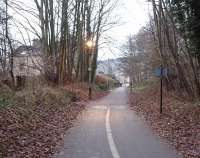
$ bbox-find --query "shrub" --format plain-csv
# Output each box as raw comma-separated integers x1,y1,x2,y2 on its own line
0,83,15,108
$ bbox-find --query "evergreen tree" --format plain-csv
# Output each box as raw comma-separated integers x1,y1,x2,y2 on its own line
171,0,200,59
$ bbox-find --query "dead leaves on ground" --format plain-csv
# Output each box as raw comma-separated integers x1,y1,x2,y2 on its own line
0,87,85,158
129,86,200,158
64,82,109,101
0,83,108,158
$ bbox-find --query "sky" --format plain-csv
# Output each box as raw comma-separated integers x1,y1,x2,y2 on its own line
9,0,151,60
98,0,151,60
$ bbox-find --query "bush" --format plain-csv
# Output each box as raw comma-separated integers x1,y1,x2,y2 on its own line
95,83,108,91
14,86,73,107
0,83,15,108
95,74,119,91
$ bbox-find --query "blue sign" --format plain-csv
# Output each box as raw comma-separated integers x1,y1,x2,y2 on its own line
154,67,168,77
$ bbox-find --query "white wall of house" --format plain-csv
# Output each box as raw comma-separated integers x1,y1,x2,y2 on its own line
13,54,42,77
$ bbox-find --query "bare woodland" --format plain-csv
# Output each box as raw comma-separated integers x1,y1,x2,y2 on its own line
0,0,119,86
0,1,200,157
120,0,200,98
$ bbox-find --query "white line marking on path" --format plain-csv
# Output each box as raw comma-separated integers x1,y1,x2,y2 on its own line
91,105,107,110
106,107,121,158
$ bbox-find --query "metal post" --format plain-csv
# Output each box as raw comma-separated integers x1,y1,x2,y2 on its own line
86,39,94,100
88,53,92,100
160,65,163,114
88,67,92,100
89,86,92,99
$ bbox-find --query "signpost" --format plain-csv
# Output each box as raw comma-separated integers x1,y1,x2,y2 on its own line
154,65,167,114
160,66,163,114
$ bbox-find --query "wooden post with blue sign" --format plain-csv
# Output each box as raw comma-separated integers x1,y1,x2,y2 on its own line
160,65,163,114
154,65,167,114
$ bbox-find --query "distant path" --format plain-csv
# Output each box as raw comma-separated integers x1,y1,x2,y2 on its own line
54,87,181,158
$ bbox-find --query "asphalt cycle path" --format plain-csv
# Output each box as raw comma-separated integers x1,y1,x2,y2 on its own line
55,87,181,158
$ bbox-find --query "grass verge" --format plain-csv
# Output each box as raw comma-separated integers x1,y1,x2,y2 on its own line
0,83,84,158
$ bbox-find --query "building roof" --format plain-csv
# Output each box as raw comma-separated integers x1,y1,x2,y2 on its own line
14,45,40,57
